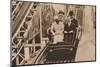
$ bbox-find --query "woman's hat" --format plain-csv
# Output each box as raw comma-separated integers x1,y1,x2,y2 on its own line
58,10,65,15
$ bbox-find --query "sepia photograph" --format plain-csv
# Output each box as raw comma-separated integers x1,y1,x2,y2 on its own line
11,0,96,66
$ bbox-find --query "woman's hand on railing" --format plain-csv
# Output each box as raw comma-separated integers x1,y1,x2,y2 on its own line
64,31,68,33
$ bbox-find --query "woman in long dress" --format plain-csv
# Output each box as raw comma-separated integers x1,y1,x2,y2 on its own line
51,16,64,44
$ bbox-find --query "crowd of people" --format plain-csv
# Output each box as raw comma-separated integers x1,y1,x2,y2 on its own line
47,10,79,44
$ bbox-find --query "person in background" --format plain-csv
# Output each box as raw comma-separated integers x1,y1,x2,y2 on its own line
64,16,76,43
51,16,64,44
68,11,81,40
68,11,78,28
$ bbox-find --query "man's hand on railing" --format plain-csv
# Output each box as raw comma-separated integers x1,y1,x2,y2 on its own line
69,30,74,33
64,30,73,33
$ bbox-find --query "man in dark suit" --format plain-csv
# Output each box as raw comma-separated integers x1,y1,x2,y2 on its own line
64,16,76,43
69,11,78,28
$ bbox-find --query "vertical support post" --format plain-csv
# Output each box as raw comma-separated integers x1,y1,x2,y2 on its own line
24,44,30,61
24,29,30,62
66,5,69,16
32,39,35,53
16,49,19,64
33,46,35,53
39,4,42,44
75,6,78,19
64,4,67,17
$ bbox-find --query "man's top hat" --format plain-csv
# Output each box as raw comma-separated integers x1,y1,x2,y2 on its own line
69,11,74,16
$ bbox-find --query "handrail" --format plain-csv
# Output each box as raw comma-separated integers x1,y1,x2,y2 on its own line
34,45,48,64
12,2,22,16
